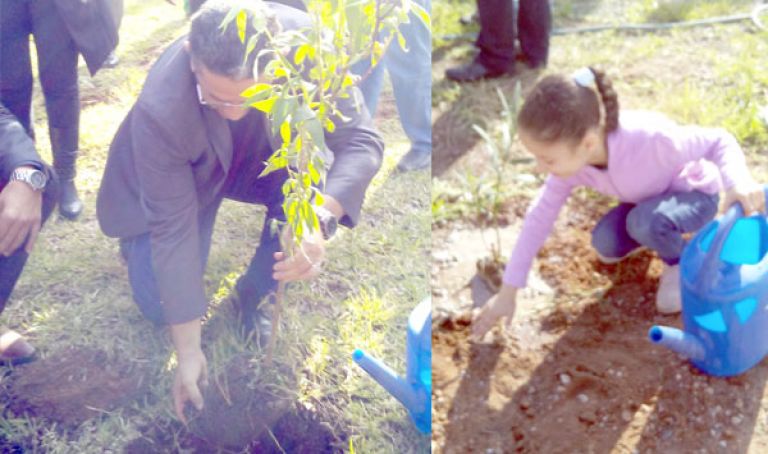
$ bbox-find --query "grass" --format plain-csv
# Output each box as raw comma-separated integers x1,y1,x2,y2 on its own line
0,1,430,452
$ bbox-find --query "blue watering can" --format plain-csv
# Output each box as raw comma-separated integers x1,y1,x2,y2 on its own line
352,297,431,433
649,186,768,376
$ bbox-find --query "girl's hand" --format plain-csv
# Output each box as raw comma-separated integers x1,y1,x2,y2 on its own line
724,181,766,216
471,285,518,341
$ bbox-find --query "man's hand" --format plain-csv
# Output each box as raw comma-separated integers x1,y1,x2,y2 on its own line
0,179,42,256
169,319,206,425
724,181,766,216
173,348,208,424
273,228,325,282
471,285,518,341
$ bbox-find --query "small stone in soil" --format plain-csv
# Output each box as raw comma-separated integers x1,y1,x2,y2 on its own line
622,410,633,422
559,373,571,385
577,393,589,403
578,410,597,424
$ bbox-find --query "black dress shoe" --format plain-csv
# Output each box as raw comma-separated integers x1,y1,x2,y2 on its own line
233,292,274,348
445,60,509,82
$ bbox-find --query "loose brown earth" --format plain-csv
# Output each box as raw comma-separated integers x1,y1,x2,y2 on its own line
432,191,768,454
124,355,342,452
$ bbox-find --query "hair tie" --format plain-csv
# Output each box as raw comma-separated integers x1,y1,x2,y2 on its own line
571,67,595,89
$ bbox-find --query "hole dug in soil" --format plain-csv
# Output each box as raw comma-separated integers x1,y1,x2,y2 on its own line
126,356,341,452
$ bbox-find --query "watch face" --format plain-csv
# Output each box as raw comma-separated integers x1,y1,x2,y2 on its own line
30,171,46,189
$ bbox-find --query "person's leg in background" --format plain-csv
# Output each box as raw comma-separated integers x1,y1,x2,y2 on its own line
104,0,123,68
0,0,35,137
354,0,432,171
383,0,432,171
517,0,551,69
0,166,59,364
31,0,84,219
445,0,516,82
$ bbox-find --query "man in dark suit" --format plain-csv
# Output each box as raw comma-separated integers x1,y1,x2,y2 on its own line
0,0,117,219
0,103,58,365
97,0,383,422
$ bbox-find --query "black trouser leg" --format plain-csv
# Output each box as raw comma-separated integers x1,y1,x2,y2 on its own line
518,0,551,67
0,0,35,138
30,0,82,219
476,0,516,73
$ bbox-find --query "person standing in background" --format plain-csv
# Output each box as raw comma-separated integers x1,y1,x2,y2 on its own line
0,0,118,219
353,0,432,171
446,0,550,82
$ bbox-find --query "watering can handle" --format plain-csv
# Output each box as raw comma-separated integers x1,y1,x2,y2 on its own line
699,186,768,287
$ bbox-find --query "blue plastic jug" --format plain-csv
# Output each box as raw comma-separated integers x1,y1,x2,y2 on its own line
649,186,768,376
352,297,431,433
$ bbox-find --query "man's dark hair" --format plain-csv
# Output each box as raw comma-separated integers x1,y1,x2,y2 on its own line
188,0,276,79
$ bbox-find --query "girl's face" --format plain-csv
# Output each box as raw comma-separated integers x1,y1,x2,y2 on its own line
518,128,599,178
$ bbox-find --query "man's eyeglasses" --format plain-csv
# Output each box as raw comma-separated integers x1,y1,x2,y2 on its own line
195,83,244,109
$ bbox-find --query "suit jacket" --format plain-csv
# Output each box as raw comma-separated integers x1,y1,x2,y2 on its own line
53,0,118,75
0,104,45,181
97,3,384,324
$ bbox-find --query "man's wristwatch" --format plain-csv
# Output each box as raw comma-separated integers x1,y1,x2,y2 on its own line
10,167,47,191
314,205,338,240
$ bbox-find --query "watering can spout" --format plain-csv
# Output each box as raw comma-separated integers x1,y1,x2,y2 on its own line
649,325,706,361
353,349,423,411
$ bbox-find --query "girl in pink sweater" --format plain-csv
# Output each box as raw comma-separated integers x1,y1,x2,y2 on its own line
472,67,765,338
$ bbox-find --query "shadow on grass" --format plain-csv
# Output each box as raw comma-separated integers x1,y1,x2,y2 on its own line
432,66,541,178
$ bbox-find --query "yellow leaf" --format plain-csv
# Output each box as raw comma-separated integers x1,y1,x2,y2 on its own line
236,10,247,43
280,120,291,144
250,97,276,112
240,83,272,98
294,44,310,65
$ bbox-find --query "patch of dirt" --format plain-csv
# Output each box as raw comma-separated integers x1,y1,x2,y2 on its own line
432,190,768,453
125,406,340,454
124,355,342,452
3,347,148,428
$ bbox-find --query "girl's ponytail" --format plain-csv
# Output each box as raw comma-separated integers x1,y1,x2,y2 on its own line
590,67,619,133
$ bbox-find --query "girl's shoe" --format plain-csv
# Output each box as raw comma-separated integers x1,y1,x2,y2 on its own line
656,264,682,314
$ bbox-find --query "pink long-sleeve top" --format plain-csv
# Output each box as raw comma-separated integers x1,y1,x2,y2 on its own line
502,110,752,288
